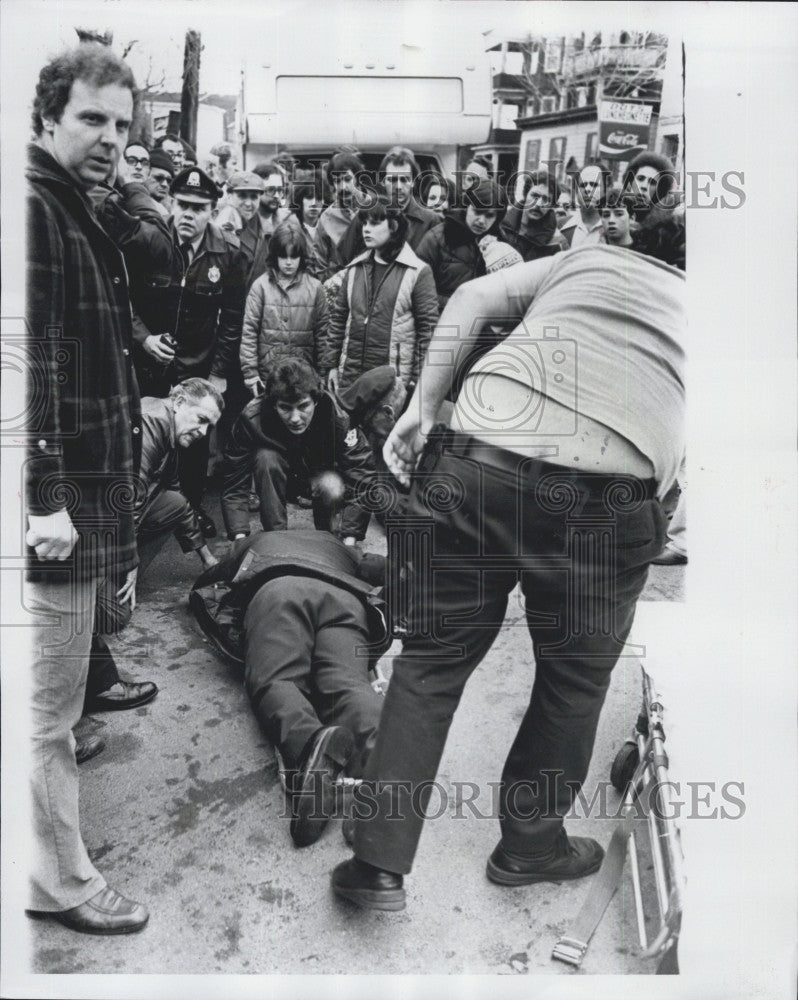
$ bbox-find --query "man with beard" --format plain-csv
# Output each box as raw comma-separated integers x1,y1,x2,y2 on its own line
501,171,567,261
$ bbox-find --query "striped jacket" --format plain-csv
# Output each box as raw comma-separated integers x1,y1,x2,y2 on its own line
320,243,438,389
25,143,141,581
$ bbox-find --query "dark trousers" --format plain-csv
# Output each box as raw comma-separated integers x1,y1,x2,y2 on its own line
243,576,383,777
253,447,335,534
84,490,196,702
178,435,210,511
354,431,667,875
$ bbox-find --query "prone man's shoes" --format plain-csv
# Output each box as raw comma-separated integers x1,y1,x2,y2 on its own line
35,886,149,935
486,829,604,886
331,857,406,911
290,726,353,848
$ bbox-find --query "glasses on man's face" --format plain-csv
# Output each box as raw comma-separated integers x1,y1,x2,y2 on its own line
125,156,150,167
263,186,284,195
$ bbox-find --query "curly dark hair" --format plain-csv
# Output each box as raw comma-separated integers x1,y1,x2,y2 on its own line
264,357,322,406
32,43,138,137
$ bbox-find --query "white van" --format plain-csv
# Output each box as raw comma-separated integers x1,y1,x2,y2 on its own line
238,4,491,181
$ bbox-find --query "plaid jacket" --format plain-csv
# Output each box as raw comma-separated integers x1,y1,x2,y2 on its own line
25,144,141,582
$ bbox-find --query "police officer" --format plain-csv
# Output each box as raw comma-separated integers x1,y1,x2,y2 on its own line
132,166,247,535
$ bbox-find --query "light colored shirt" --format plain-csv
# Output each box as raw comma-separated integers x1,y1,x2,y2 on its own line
467,245,686,493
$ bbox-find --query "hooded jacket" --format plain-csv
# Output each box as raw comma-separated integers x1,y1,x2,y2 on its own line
221,390,375,540
25,144,141,581
320,243,438,389
240,267,329,382
416,208,502,308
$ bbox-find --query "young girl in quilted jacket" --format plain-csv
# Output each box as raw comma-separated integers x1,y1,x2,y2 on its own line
240,222,329,396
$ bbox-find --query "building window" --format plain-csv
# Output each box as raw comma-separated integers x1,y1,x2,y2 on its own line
547,137,566,178
524,139,541,172
584,132,598,164
541,95,556,114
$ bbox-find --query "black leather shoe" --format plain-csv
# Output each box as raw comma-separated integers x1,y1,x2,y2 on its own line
42,887,149,935
194,506,217,538
75,731,105,764
290,726,353,847
652,546,688,566
486,829,604,886
85,680,158,712
332,857,406,911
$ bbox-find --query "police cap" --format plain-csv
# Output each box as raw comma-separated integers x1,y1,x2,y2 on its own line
170,167,221,203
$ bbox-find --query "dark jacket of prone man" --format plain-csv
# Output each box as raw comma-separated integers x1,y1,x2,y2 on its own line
189,529,390,668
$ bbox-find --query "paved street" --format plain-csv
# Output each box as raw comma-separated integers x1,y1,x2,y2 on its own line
26,481,684,977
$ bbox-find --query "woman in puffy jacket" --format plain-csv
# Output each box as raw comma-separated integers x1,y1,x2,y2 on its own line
416,178,506,309
240,222,329,395
321,193,438,394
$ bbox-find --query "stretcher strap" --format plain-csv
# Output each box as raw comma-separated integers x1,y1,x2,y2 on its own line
551,810,636,968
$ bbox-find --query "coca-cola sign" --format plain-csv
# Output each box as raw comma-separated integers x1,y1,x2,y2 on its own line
598,99,653,161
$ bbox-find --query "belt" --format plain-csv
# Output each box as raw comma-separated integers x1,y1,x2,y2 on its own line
434,428,658,500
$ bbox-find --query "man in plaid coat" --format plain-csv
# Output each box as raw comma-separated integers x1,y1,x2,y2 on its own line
23,43,149,935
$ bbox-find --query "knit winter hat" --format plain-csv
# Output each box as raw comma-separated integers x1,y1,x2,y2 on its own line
148,149,176,176
478,234,523,272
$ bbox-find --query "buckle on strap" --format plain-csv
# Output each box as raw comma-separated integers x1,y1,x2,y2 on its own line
551,936,588,967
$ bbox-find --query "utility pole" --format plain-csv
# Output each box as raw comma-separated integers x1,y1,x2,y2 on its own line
180,30,201,152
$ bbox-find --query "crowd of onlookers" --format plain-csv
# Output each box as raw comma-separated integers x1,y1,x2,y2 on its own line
23,41,686,938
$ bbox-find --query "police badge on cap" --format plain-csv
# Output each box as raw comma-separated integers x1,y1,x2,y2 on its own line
170,167,221,202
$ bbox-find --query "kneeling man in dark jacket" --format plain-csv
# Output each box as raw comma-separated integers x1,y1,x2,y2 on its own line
190,529,389,846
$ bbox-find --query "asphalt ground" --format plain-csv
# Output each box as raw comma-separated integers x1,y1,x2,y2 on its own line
23,479,684,978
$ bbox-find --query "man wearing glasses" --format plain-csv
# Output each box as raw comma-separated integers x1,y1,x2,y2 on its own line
501,171,567,261
121,141,150,183
145,148,175,217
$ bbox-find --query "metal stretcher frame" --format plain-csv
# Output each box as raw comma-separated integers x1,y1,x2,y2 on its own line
552,667,687,970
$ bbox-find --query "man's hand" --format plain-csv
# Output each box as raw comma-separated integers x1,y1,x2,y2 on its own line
26,509,79,561
245,377,265,397
312,471,345,504
142,334,176,363
383,408,433,487
209,374,227,395
116,567,138,611
370,664,389,696
327,369,339,395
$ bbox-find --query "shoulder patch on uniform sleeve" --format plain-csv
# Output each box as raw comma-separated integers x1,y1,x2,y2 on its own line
345,428,358,448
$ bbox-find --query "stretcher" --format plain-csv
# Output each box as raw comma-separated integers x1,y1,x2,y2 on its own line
552,603,687,973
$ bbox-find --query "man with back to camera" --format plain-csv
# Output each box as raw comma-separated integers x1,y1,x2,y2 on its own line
24,41,148,935
330,234,685,911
